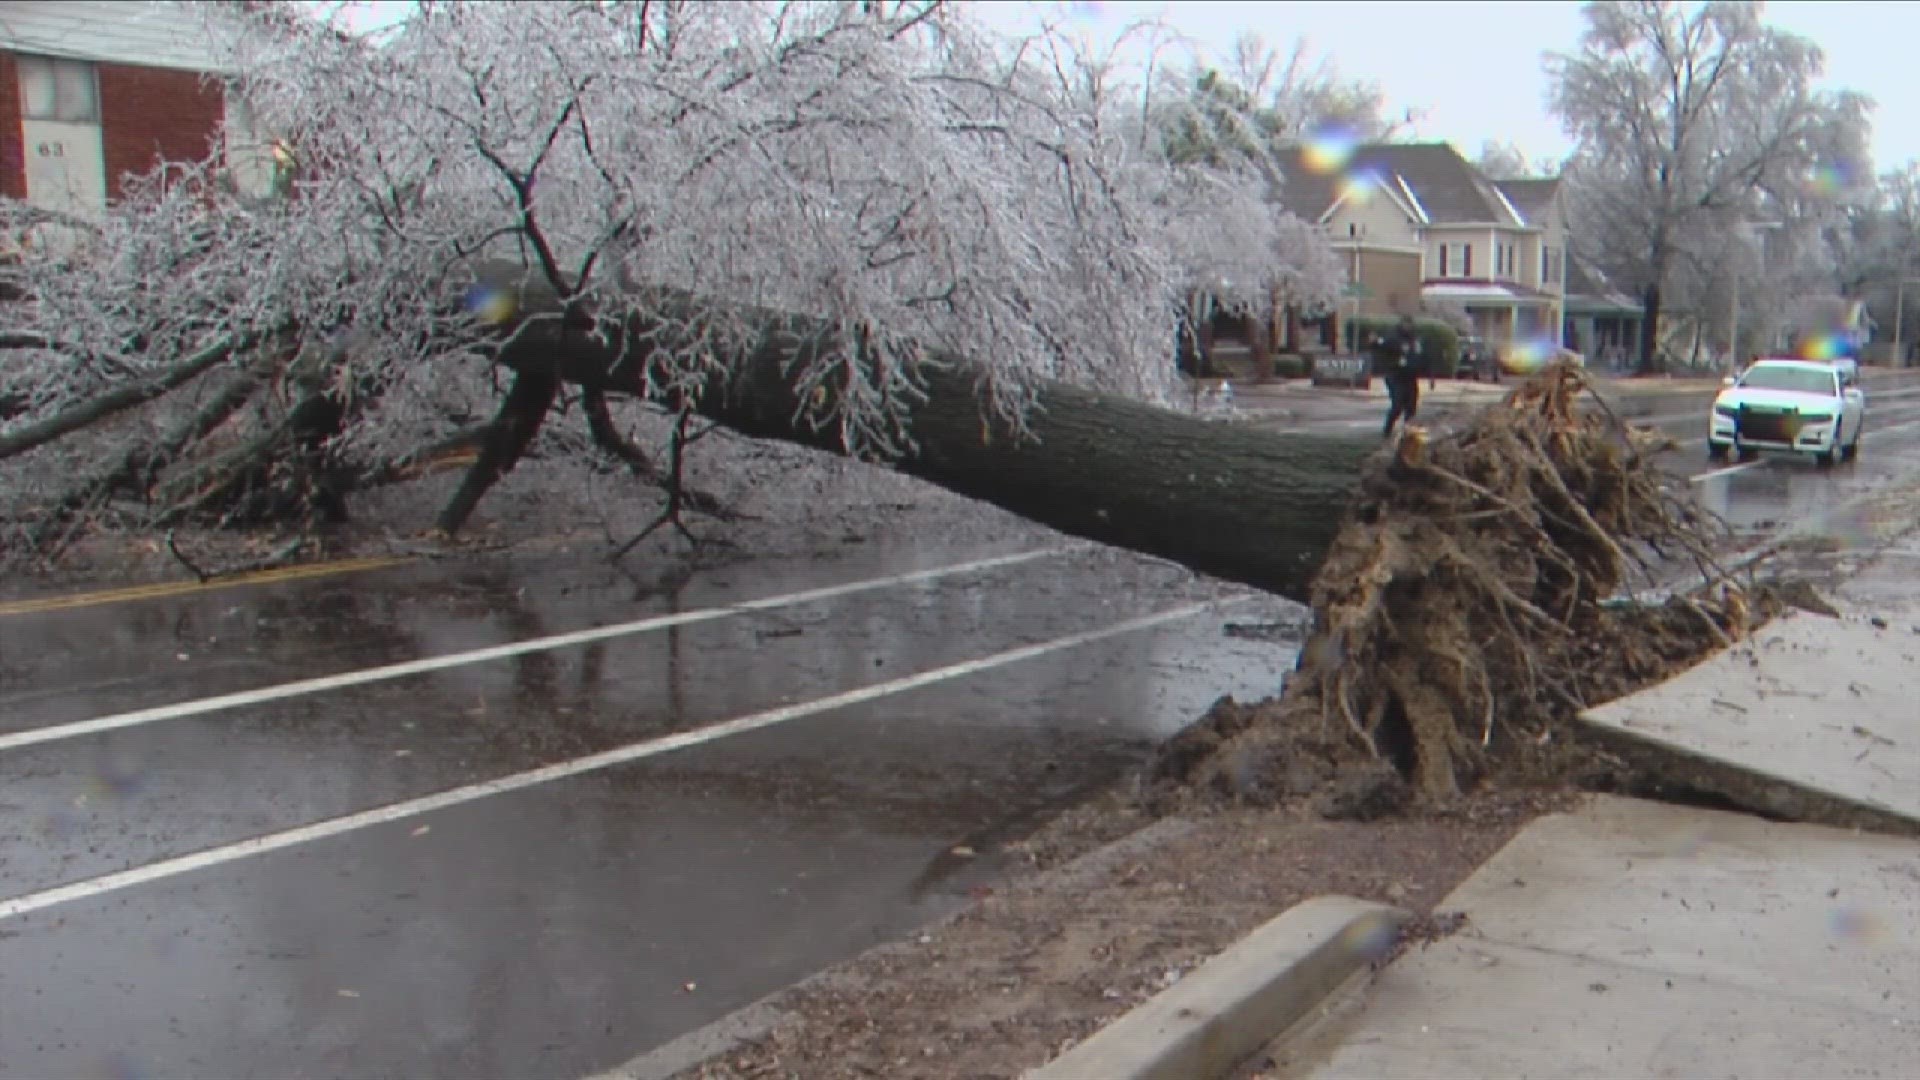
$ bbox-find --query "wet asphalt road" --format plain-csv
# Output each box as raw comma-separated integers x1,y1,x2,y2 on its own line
1648,382,1920,536
0,541,1298,1079
4,385,1920,1080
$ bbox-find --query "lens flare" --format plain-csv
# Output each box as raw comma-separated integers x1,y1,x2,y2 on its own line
1337,168,1385,205
1340,911,1400,961
1302,125,1357,176
1829,906,1886,945
1805,161,1857,198
1795,333,1846,361
1502,337,1561,375
465,285,518,326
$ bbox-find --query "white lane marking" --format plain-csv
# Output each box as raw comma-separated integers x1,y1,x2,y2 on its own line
0,595,1250,922
1689,460,1764,483
0,546,1083,754
1688,416,1920,484
1862,416,1920,443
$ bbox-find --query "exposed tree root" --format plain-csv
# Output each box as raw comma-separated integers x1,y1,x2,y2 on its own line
1149,361,1818,813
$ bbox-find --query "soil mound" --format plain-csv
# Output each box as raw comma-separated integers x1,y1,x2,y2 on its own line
1151,362,1819,811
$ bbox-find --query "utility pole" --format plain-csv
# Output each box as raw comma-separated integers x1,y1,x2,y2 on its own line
1728,263,1741,377
1895,280,1905,366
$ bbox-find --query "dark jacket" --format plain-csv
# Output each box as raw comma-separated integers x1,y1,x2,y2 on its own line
1375,328,1423,382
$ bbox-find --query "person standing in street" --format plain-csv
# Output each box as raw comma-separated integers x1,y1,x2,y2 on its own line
1381,314,1424,436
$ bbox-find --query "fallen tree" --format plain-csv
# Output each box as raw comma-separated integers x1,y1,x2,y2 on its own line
1,263,1379,600
425,264,1379,601
1148,363,1818,812
1,1,1365,584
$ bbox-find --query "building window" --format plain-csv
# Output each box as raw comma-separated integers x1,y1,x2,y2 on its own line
1438,245,1449,276
16,56,100,123
1463,244,1473,276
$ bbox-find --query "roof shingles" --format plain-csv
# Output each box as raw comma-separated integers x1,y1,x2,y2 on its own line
1279,142,1543,228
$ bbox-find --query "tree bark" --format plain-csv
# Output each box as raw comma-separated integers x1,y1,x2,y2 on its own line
1639,281,1664,376
707,361,1376,602
436,369,561,535
478,274,1378,601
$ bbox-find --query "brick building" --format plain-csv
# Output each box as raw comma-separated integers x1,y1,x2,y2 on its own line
0,1,272,216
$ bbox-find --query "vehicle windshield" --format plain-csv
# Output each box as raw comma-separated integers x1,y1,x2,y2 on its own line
1739,365,1835,396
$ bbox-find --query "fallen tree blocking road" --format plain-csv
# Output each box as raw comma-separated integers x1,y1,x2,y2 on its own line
464,264,1379,602
2,261,1376,598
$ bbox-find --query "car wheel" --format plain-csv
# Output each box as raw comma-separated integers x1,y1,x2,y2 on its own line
1737,446,1760,463
1842,425,1861,463
1816,426,1839,470
1708,440,1729,462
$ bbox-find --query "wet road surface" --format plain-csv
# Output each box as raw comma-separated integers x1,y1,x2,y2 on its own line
0,542,1299,1079
5,386,1920,1079
1658,383,1920,536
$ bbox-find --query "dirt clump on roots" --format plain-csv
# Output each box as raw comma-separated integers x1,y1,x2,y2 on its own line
1151,361,1824,813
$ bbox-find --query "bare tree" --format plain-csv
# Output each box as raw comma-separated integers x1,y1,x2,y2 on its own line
1473,140,1558,181
1833,163,1920,349
1547,0,1871,373
1161,31,1415,164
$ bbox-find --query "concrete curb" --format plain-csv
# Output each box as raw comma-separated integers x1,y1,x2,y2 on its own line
1025,896,1407,1080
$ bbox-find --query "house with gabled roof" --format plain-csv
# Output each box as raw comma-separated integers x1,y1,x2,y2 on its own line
1561,254,1645,366
1278,141,1588,350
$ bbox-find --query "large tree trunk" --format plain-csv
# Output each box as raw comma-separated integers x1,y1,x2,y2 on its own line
482,279,1378,601
1638,282,1664,376
712,363,1375,601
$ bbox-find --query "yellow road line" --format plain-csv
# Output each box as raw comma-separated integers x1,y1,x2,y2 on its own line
0,555,411,618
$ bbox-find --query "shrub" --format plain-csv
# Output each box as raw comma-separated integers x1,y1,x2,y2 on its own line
1348,316,1462,378
1274,353,1309,379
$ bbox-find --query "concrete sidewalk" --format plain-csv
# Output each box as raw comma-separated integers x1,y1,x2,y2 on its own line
1268,529,1920,1078
1581,524,1920,833
1274,795,1920,1078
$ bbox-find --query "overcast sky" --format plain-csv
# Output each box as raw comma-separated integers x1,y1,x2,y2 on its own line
325,0,1920,171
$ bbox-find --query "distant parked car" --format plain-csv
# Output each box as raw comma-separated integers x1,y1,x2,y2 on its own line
1708,358,1864,468
1462,337,1499,382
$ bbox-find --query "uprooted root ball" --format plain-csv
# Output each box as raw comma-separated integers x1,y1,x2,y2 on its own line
1154,361,1812,810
